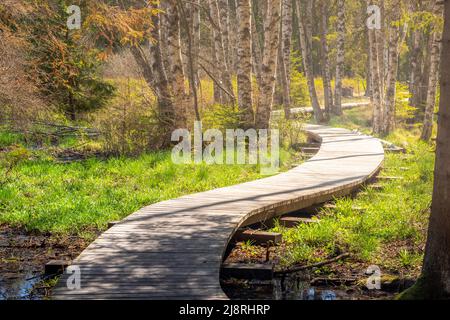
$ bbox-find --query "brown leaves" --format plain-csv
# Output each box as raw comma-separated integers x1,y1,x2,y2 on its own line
84,2,160,50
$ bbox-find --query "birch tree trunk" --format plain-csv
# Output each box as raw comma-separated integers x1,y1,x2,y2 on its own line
319,0,333,119
166,1,187,128
383,8,401,134
295,0,324,123
236,0,255,126
255,0,282,129
421,30,441,141
280,0,293,119
251,11,263,88
192,0,201,88
218,0,232,71
409,29,422,108
367,0,383,135
209,0,234,105
334,0,345,116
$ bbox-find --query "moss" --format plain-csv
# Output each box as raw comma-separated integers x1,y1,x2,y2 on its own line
396,276,447,300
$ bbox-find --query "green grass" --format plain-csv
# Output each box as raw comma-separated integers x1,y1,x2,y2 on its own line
272,109,435,277
0,143,302,239
0,131,23,148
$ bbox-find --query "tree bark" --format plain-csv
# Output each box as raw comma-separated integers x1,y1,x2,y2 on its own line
383,5,401,134
280,0,293,119
294,0,324,123
409,29,422,108
209,0,235,105
236,0,255,126
401,1,450,299
421,30,441,141
192,0,201,89
251,10,263,88
130,11,177,143
177,0,201,122
255,0,282,129
334,0,345,116
319,0,333,119
166,1,187,127
367,0,383,135
218,0,232,73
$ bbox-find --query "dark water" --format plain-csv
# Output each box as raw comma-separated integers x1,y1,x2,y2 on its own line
0,273,44,300
222,273,389,300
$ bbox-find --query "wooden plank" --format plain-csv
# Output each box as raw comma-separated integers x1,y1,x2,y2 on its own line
53,124,384,300
233,229,282,245
279,216,319,228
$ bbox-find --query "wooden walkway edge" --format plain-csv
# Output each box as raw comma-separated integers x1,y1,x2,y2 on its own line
53,125,384,300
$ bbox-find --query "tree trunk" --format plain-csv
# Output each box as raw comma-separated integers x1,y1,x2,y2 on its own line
177,0,201,122
294,0,324,123
280,0,293,119
236,0,255,126
192,0,201,89
334,0,345,116
421,30,441,141
166,1,187,127
400,1,450,299
218,0,232,71
255,0,282,129
209,0,235,105
409,30,422,107
319,0,333,119
251,10,263,88
130,11,177,143
367,0,383,135
383,7,401,135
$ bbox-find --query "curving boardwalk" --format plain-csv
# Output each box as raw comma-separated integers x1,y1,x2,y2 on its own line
53,125,384,300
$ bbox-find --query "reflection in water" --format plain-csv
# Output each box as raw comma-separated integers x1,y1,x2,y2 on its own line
222,272,352,300
0,273,42,300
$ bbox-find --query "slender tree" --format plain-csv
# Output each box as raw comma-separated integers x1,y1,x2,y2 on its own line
421,4,443,141
255,0,282,129
280,0,293,119
383,2,401,134
209,0,235,104
294,0,324,122
251,9,263,88
319,0,333,119
367,0,383,134
236,0,255,126
166,1,187,127
334,0,345,116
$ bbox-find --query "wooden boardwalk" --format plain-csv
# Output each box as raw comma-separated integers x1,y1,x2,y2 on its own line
53,125,384,300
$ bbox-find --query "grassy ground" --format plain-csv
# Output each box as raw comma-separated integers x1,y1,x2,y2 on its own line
0,131,302,239
271,106,434,280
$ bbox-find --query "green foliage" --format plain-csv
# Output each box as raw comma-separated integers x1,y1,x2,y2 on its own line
0,151,264,237
0,131,24,148
395,83,416,123
28,1,114,120
0,145,30,185
271,114,309,149
92,77,162,155
273,112,434,273
290,51,310,107
201,104,242,131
